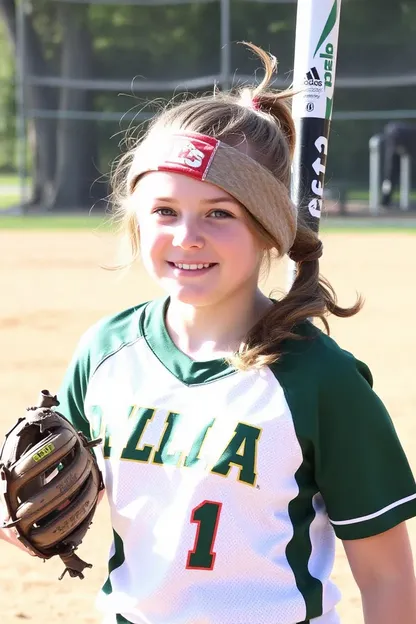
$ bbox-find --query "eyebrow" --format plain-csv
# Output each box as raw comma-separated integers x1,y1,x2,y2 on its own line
201,197,241,206
154,196,241,206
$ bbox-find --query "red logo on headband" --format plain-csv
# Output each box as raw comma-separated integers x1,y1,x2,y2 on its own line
157,133,220,181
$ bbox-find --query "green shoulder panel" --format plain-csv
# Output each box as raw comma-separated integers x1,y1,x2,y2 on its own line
270,322,324,618
57,302,147,439
273,322,416,541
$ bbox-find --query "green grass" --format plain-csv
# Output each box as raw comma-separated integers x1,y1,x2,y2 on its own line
0,214,415,233
1,175,414,212
0,173,31,187
0,195,19,209
325,187,416,202
347,190,416,202
0,174,414,201
0,214,111,230
321,226,416,233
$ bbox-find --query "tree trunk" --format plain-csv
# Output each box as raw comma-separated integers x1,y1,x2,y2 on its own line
0,0,57,207
49,2,98,212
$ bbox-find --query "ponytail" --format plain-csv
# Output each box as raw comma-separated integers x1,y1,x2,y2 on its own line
226,43,363,370
231,220,363,370
247,43,296,159
111,40,363,371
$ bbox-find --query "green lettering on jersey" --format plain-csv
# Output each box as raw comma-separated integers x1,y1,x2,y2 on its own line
121,408,155,462
152,412,184,466
211,423,261,486
184,419,215,468
89,405,112,458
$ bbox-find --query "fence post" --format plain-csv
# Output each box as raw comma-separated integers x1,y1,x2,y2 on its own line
369,134,382,215
16,0,28,213
399,153,411,210
220,0,231,91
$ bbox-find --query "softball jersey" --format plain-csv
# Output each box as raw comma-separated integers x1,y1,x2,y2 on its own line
58,296,416,624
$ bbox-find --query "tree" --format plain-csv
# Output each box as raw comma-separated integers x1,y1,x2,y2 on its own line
1,0,415,204
0,0,100,211
0,17,16,172
1,0,57,206
49,2,98,210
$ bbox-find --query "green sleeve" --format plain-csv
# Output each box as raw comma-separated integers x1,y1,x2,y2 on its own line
57,304,146,441
316,351,416,540
57,330,94,440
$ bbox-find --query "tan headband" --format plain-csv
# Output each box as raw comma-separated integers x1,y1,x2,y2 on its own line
128,132,297,255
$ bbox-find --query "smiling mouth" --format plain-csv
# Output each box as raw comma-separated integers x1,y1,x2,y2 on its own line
168,262,217,272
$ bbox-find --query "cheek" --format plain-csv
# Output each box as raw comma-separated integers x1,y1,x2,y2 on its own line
138,221,168,261
220,228,262,267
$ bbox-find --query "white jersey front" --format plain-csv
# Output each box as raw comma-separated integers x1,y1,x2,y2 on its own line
58,297,416,624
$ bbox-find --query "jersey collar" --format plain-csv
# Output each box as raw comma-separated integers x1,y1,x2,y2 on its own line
141,297,236,386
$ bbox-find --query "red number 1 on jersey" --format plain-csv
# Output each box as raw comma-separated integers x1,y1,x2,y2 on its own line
186,500,222,570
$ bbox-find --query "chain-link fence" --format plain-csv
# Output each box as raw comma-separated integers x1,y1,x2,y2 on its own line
3,0,416,211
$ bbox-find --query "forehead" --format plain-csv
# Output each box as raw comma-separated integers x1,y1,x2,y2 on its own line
134,171,238,203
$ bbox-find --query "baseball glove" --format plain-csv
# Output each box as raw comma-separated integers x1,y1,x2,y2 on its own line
0,390,103,580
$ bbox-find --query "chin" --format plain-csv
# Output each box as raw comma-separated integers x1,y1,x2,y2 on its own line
167,287,222,308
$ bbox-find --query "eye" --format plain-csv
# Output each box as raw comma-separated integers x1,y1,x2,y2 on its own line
154,207,176,217
208,209,234,219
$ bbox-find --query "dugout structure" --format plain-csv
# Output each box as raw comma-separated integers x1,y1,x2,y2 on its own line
11,0,416,212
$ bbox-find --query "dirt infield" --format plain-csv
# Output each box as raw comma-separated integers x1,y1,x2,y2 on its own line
1,229,415,624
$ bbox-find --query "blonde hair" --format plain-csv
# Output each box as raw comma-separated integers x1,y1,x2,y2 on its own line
111,42,362,370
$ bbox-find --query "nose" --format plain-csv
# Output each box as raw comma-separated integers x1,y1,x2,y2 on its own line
172,219,204,250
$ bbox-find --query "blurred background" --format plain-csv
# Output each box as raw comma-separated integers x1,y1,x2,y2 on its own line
0,0,415,218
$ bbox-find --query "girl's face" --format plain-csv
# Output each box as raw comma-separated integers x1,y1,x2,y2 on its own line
134,171,265,308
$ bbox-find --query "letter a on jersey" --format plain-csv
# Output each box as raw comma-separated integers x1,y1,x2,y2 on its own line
211,423,261,486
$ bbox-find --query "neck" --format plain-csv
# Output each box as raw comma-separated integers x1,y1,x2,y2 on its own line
165,289,272,360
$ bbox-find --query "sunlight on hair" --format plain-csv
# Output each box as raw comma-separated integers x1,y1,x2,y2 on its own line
108,42,362,371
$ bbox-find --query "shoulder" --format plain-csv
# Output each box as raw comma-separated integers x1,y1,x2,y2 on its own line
57,299,158,435
282,321,372,384
74,300,151,375
271,324,391,466
271,321,374,404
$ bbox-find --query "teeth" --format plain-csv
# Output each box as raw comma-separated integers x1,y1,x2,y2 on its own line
174,263,213,270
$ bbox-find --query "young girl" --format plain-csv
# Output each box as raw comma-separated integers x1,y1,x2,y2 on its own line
2,44,416,624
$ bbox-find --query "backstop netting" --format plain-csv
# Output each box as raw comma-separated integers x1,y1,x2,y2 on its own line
8,0,416,211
